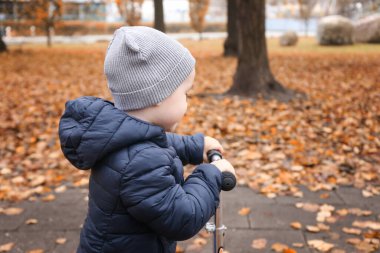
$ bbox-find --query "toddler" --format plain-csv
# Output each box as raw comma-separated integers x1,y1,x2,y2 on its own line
59,26,235,253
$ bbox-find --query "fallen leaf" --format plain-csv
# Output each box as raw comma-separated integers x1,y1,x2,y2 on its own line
42,194,56,202
54,185,67,193
346,238,361,245
292,242,304,248
55,238,67,245
29,175,46,187
317,223,330,231
342,227,361,235
319,193,330,199
283,248,297,253
331,249,346,253
0,207,23,215
238,207,251,216
27,250,44,253
336,209,348,216
353,220,380,230
25,218,38,225
362,190,373,197
251,238,267,249
308,240,334,252
328,232,340,240
306,225,320,233
290,222,302,230
73,178,89,187
193,237,207,246
271,242,288,252
348,208,372,216
175,245,184,253
355,241,376,252
363,231,380,239
301,203,320,212
0,242,14,252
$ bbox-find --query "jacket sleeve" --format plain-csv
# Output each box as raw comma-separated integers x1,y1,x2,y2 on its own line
166,133,204,165
120,146,222,241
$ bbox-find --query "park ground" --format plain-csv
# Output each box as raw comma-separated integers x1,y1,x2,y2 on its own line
0,37,380,252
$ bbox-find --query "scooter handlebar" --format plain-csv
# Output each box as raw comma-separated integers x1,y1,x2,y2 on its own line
207,150,236,191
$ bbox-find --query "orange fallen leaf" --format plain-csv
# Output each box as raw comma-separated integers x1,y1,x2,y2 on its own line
355,241,376,252
342,227,361,235
336,209,348,216
193,237,207,246
238,207,251,216
42,194,56,202
175,245,184,253
352,220,380,230
331,249,346,253
27,249,44,253
54,185,67,193
306,225,320,233
346,238,361,245
319,193,330,199
271,242,288,252
0,242,14,252
317,223,330,231
0,207,23,215
283,248,297,253
290,222,302,230
25,218,38,225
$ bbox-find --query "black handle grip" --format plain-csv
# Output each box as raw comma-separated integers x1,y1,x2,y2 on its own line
207,150,236,191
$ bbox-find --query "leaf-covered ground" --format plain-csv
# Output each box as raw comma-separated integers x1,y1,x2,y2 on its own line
0,39,379,202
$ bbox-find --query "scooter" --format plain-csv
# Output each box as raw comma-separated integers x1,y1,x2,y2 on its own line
206,150,236,253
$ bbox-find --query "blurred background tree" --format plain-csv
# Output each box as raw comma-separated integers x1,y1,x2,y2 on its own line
115,0,144,26
154,0,165,32
223,0,238,56
14,0,63,47
228,0,289,100
0,35,6,52
189,0,210,40
298,0,318,36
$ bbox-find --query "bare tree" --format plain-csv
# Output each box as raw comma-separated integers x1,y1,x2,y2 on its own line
116,0,144,26
0,35,6,53
227,0,291,101
189,0,210,40
154,0,165,32
223,0,238,56
18,0,62,47
298,0,318,36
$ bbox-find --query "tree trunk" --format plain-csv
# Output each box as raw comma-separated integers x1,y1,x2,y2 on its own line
46,23,52,47
224,0,238,57
154,0,166,33
0,35,7,53
227,0,289,100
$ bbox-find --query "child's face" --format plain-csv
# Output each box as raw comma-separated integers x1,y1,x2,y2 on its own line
155,69,195,131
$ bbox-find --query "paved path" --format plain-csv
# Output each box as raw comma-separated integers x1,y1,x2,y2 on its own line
1,186,379,253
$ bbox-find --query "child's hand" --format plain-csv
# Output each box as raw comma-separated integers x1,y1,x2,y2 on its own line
203,136,224,161
211,159,236,176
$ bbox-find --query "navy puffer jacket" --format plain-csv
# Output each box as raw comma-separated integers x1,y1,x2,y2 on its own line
58,96,222,253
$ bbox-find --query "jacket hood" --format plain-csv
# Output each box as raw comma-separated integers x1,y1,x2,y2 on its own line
58,96,167,170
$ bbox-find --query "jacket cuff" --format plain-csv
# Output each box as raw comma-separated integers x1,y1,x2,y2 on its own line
193,163,222,195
